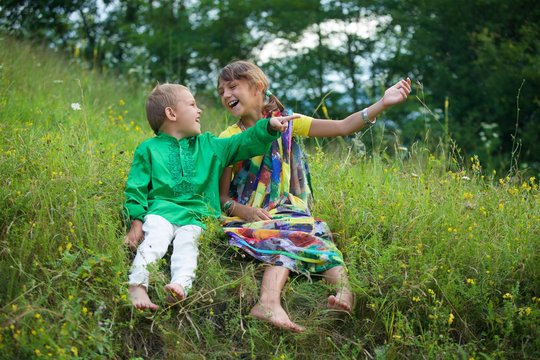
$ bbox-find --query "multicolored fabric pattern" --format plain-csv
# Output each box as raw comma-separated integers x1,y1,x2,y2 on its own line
222,108,345,274
224,205,344,275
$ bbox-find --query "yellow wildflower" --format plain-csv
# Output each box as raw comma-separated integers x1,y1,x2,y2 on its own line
321,102,329,118
448,312,455,325
463,192,474,200
519,307,532,316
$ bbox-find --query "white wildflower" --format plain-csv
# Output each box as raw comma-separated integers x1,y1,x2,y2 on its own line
71,103,82,111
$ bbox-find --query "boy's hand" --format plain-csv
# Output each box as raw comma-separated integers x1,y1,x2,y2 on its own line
382,77,412,108
269,114,301,132
124,220,144,250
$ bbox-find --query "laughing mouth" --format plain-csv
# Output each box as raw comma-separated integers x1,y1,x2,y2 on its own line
228,100,239,108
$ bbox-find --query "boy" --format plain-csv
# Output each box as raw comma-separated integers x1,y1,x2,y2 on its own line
123,84,298,310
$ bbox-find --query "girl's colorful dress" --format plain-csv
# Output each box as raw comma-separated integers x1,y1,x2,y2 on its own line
219,109,344,275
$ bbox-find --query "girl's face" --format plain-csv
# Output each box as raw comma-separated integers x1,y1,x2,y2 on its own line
218,78,263,120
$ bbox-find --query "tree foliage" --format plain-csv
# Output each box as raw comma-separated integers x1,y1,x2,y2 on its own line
1,0,539,171
374,0,540,169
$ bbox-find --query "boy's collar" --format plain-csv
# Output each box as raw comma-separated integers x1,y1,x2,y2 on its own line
157,131,197,141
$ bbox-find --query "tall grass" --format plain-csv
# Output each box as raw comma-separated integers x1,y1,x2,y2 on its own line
1,35,539,359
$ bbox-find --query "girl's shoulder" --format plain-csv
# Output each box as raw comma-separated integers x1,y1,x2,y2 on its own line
292,113,313,137
219,123,242,139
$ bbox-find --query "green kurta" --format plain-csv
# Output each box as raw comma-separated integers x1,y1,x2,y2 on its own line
124,119,278,228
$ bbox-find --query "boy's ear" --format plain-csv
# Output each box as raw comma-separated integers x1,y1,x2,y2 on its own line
165,106,176,121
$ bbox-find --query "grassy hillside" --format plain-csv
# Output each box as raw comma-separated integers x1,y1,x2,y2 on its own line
0,35,539,359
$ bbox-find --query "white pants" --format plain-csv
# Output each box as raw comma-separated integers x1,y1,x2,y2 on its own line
128,214,203,293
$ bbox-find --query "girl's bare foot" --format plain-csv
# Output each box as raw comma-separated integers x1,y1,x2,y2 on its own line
129,285,159,310
164,283,186,304
327,290,354,313
250,302,305,332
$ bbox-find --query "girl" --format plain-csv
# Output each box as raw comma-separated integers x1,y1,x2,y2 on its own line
217,61,411,332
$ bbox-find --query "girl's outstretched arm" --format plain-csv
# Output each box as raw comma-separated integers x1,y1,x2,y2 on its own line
308,77,411,138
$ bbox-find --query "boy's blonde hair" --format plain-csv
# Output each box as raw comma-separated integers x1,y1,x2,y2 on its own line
218,61,284,116
146,83,189,134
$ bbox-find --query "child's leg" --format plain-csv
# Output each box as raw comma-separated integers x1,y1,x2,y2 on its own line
323,265,354,313
128,215,174,310
166,225,203,301
250,265,305,332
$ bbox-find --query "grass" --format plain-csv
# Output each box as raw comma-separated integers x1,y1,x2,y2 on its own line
0,35,539,359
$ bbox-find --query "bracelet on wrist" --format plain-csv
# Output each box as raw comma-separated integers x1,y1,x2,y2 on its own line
222,199,236,216
360,108,376,126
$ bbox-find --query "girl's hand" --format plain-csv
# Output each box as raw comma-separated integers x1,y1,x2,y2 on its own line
269,114,301,132
238,204,272,222
382,77,412,108
124,220,144,250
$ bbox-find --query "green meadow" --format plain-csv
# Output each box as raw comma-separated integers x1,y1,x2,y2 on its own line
1,36,539,359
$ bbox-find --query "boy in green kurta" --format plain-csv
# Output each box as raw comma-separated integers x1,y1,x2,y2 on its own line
123,84,298,310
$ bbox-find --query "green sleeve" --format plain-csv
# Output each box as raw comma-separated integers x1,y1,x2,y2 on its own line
123,144,151,222
214,119,279,166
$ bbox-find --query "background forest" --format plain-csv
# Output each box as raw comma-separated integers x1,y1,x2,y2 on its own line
1,0,539,173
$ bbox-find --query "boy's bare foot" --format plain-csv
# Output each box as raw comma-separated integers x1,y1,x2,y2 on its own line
250,302,305,333
129,285,159,310
164,283,186,304
327,290,354,313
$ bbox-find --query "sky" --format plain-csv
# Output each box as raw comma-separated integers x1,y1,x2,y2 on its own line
257,16,386,62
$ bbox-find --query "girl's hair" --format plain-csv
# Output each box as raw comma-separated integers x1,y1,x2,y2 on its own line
146,83,189,134
218,60,284,116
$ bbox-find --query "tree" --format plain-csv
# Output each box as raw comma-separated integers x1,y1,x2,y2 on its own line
374,0,540,170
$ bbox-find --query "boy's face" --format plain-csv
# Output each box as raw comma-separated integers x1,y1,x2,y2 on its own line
167,88,202,137
218,78,262,118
